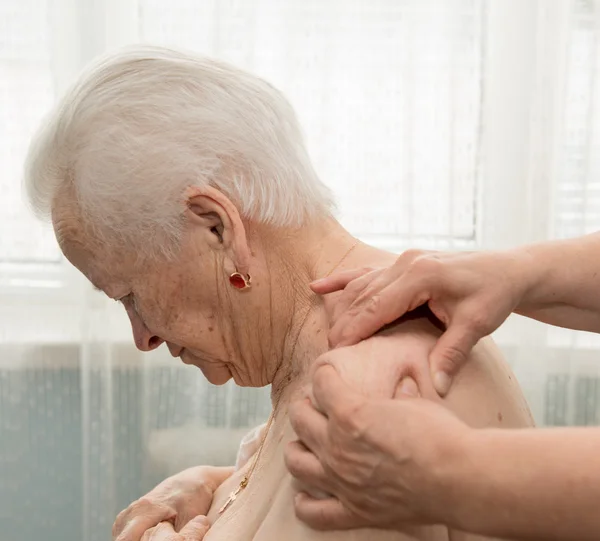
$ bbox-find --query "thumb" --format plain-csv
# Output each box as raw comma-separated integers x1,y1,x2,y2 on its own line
430,325,479,396
179,516,211,540
312,365,361,418
396,376,420,398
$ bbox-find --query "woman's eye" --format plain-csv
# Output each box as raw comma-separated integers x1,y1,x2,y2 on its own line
115,293,141,317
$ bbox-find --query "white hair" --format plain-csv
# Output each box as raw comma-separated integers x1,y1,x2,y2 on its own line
25,45,334,258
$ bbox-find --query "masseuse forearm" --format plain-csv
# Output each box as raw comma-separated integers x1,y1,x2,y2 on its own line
450,427,600,540
513,233,600,332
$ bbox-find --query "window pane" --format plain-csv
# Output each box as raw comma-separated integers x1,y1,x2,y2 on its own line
549,0,600,348
139,0,483,246
0,0,60,263
555,0,600,240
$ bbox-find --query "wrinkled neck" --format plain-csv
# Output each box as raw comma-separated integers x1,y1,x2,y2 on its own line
270,297,330,409
261,221,397,408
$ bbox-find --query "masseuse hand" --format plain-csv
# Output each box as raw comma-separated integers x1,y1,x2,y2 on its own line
312,249,533,395
113,465,233,541
285,365,472,530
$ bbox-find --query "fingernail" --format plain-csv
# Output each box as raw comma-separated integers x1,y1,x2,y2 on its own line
398,377,419,397
433,372,452,396
311,278,325,286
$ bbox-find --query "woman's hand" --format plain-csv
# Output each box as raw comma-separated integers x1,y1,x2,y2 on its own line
285,365,472,531
312,249,534,395
140,517,211,541
113,466,233,541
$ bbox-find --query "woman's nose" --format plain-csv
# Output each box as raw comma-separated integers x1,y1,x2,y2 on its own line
136,331,164,352
127,312,164,352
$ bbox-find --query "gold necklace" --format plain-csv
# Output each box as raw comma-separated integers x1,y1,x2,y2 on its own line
218,240,359,516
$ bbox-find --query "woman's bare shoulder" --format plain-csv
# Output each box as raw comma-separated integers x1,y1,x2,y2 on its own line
314,316,442,401
314,315,534,429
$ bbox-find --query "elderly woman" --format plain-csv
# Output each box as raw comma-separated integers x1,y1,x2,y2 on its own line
25,46,533,541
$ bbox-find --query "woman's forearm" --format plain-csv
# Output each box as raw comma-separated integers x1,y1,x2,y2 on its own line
450,427,600,540
515,232,600,332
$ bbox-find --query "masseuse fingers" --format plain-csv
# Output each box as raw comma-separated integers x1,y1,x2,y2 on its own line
327,272,396,346
327,250,438,347
284,441,333,495
310,267,376,294
328,270,384,328
311,365,364,422
294,492,363,531
289,397,328,455
329,270,427,348
429,322,482,396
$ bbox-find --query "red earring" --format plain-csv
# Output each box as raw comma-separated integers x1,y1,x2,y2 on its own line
229,272,252,290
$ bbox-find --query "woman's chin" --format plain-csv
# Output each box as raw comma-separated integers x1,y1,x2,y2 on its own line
199,365,233,385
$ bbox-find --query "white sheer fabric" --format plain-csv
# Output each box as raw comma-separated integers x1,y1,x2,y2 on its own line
1,1,600,540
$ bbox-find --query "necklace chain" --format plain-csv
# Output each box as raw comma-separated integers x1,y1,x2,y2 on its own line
217,240,359,516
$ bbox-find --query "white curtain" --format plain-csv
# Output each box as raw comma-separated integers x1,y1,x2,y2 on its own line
1,1,600,540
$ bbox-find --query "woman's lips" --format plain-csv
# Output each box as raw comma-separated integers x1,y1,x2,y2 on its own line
181,351,222,365
180,352,232,385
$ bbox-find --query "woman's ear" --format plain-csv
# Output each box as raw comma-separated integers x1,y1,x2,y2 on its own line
184,186,251,274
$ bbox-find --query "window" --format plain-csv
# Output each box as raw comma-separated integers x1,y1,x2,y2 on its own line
0,0,60,264
139,0,484,250
555,0,600,240
3,5,600,540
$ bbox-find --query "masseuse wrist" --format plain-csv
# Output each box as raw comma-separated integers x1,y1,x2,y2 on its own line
507,245,546,313
443,429,524,538
419,427,526,536
414,427,481,529
426,427,488,531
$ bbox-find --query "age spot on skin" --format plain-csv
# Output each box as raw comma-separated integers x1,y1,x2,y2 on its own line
208,327,214,332
497,411,503,422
